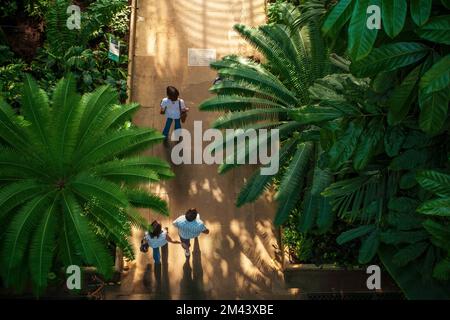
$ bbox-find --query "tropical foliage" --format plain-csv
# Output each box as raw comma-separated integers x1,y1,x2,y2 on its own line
0,0,130,104
202,1,450,299
0,75,173,294
200,4,334,228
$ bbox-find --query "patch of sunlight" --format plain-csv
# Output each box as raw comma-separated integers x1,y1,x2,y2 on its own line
188,181,198,196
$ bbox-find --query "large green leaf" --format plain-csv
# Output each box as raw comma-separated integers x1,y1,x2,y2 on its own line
418,198,450,217
418,89,450,135
322,0,354,37
348,0,380,60
419,55,450,95
350,42,429,77
337,225,376,245
382,0,407,38
416,170,450,197
417,16,450,45
387,65,421,125
358,229,380,264
410,0,432,26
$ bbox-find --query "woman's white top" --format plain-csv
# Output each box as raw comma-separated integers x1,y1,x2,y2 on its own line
160,97,186,119
145,229,168,248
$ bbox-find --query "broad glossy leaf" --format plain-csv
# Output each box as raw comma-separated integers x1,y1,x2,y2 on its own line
417,16,450,45
337,225,376,245
382,0,407,38
418,198,450,216
416,170,450,197
387,65,421,125
418,89,450,134
358,229,380,264
419,55,450,95
322,0,354,37
348,0,380,60
351,42,429,77
410,0,432,26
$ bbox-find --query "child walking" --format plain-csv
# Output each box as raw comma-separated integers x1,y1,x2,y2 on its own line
144,220,180,264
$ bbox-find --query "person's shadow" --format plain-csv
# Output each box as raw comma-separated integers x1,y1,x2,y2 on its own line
180,238,205,299
154,244,171,299
143,245,172,299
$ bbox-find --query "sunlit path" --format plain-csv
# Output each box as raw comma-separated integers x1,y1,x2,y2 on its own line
106,0,294,300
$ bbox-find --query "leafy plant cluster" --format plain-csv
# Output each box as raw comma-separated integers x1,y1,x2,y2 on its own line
0,75,173,295
0,0,130,104
202,1,450,299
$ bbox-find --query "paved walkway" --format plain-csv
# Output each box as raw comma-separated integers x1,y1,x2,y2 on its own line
108,0,291,299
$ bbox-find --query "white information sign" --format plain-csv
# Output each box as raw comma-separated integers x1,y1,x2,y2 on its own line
188,48,217,66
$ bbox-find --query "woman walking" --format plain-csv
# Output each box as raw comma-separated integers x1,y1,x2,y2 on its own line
145,220,180,264
160,86,188,144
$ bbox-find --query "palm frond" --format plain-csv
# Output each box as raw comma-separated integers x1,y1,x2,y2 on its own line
125,188,169,216
275,142,314,226
62,192,113,279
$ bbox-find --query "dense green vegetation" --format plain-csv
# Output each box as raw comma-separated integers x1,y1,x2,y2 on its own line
0,0,130,108
202,0,450,298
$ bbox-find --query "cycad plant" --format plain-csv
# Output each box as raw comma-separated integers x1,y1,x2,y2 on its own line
200,3,334,228
0,75,173,294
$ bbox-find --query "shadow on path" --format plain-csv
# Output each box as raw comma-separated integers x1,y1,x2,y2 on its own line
180,238,206,299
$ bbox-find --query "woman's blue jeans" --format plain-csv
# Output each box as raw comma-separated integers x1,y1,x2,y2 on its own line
162,118,181,138
153,247,161,264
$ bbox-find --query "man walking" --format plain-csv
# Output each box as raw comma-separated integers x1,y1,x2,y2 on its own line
173,208,209,257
